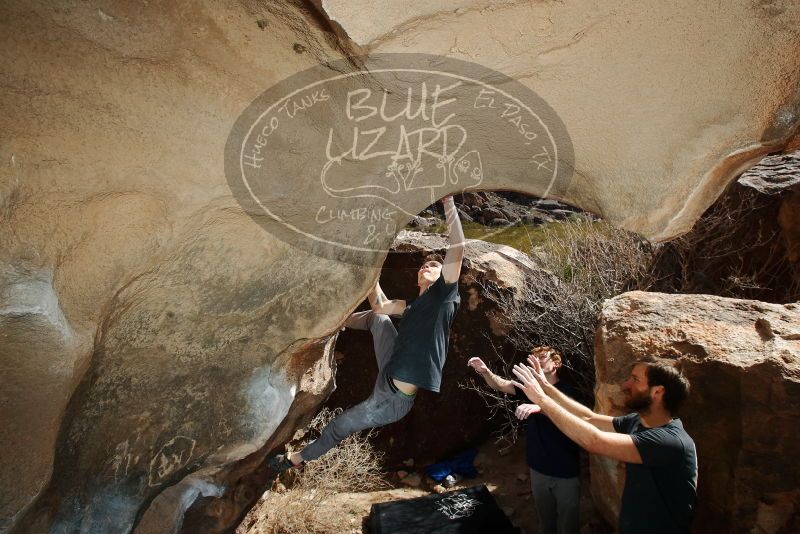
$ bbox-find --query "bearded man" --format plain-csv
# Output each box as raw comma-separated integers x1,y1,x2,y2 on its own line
511,356,698,534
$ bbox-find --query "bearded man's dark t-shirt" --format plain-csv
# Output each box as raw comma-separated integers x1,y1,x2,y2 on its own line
386,274,459,393
613,413,698,534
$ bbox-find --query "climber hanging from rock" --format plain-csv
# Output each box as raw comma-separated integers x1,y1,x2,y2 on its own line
268,195,465,472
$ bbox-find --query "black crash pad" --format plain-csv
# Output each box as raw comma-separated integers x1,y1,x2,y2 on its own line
366,484,520,534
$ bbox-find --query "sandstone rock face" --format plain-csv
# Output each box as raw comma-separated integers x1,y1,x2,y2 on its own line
1,2,363,532
2,1,799,532
326,232,542,466
322,0,800,239
592,291,800,533
739,151,800,195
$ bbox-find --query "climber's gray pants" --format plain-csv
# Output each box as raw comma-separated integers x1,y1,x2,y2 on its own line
300,311,415,462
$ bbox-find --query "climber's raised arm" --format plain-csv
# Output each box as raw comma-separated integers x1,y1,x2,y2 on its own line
441,195,465,285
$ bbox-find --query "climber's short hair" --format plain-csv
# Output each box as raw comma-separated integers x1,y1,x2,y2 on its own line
423,253,444,266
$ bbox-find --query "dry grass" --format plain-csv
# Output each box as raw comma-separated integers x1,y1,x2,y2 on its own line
488,220,654,396
648,185,799,301
237,409,388,534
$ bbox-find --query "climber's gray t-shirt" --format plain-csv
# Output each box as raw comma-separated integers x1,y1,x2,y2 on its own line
386,275,460,393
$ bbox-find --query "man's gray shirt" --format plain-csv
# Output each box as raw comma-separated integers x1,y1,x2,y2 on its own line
613,413,698,533
386,275,459,393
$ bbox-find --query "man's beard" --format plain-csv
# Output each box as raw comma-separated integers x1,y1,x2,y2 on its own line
624,390,653,412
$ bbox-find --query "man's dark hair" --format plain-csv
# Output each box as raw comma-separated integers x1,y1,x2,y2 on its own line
641,358,691,414
423,253,444,265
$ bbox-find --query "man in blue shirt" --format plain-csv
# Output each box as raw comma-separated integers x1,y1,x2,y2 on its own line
469,347,580,534
269,196,464,472
511,356,697,533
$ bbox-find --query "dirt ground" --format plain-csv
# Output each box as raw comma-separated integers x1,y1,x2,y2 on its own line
241,436,611,533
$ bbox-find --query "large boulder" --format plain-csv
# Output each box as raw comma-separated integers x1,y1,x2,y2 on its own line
1,1,799,532
1,2,366,532
592,291,800,533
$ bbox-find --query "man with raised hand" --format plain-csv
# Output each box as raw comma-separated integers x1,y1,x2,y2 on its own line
468,347,580,534
268,195,464,472
511,356,697,534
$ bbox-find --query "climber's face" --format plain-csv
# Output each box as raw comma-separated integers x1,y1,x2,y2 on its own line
418,260,442,287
